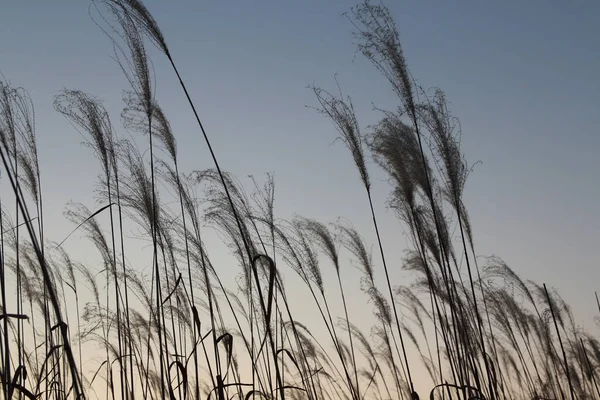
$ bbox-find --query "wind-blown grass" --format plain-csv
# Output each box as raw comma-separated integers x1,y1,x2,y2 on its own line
0,1,598,400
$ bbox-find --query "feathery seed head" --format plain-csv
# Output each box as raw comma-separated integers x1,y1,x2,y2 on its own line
95,0,169,56
311,83,370,191
350,0,415,112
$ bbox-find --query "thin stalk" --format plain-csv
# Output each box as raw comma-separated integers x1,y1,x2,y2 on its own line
543,284,575,400
472,253,502,399
0,139,84,400
453,196,494,398
366,189,415,395
113,168,135,399
412,206,458,384
14,139,24,400
580,338,600,398
158,238,182,399
0,196,9,400
105,164,126,399
336,273,360,398
147,113,167,400
321,290,359,400
251,255,284,400
172,161,200,400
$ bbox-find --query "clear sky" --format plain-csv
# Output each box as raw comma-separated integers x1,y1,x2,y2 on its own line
2,0,600,389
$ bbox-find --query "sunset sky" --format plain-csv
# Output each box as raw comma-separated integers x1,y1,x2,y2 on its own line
1,0,599,392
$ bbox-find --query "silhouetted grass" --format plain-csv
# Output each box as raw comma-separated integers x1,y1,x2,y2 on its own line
0,1,598,400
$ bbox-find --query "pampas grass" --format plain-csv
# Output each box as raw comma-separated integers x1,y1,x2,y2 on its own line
0,1,598,400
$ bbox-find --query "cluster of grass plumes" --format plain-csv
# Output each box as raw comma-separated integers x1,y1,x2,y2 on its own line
0,1,599,399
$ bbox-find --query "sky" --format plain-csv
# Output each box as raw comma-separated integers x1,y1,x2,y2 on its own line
1,0,600,392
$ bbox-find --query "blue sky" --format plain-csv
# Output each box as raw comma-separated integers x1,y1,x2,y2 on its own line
2,0,600,386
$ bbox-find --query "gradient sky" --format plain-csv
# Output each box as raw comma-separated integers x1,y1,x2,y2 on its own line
2,0,600,388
